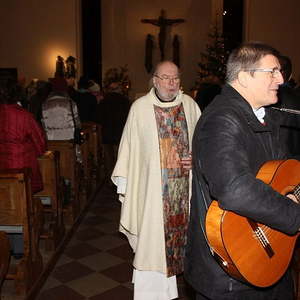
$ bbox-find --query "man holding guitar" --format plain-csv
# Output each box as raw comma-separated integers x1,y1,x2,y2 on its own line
185,42,300,300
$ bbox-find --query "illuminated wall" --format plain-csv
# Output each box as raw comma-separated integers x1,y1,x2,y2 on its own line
245,0,300,82
1,0,300,96
0,0,81,84
101,0,211,98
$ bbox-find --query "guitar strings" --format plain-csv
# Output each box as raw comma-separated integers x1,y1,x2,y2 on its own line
252,184,300,241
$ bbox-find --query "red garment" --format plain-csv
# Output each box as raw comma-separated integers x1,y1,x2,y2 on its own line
0,104,46,193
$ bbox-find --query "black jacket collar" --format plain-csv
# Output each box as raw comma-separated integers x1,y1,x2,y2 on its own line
221,84,274,133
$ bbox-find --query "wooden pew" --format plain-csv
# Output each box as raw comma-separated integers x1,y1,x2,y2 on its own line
0,169,43,294
47,141,81,223
95,125,105,184
35,151,65,250
81,123,95,198
0,231,10,296
82,122,104,193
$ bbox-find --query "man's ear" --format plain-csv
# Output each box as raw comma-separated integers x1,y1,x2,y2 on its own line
153,77,157,88
237,71,248,88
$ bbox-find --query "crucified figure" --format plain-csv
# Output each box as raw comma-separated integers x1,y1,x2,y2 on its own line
141,9,185,61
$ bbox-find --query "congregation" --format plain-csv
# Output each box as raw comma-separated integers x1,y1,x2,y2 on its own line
0,72,130,298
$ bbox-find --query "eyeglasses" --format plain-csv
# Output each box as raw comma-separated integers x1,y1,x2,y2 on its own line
245,67,282,78
154,74,180,82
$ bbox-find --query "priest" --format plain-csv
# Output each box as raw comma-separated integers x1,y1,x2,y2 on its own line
112,60,200,299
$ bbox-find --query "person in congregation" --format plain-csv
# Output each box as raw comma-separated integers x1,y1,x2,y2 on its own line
99,81,130,184
194,81,221,112
29,80,52,125
42,77,81,141
0,79,46,258
66,74,77,101
277,55,300,157
74,76,98,123
0,78,46,194
112,61,200,299
184,42,300,300
88,80,103,103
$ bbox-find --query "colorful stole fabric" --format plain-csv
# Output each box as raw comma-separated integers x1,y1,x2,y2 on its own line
154,103,189,277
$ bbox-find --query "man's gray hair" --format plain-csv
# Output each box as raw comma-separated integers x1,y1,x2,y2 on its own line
226,42,281,83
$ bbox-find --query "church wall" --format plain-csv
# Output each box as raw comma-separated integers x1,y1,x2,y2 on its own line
101,0,212,99
245,0,300,82
1,0,300,97
0,0,81,84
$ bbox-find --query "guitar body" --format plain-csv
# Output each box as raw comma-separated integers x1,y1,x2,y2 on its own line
205,159,300,287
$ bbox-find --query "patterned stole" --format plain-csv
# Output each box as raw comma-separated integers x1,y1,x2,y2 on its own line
154,103,189,276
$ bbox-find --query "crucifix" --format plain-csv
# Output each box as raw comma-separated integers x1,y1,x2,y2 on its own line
141,10,185,61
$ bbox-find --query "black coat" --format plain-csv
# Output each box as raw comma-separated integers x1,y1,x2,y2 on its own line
74,90,98,123
278,84,300,157
98,92,130,145
185,85,300,299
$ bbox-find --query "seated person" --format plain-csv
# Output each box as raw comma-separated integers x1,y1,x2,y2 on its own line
42,77,81,141
74,76,98,123
42,77,82,197
0,79,46,257
29,80,52,125
0,79,46,193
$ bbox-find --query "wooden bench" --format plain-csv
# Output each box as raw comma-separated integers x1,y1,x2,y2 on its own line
0,231,10,296
0,169,43,294
82,122,104,193
47,141,81,223
35,151,65,250
81,123,95,199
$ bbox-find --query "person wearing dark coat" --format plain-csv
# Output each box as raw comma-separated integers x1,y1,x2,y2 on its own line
29,80,52,125
277,55,300,157
99,82,130,181
74,76,98,123
185,43,300,300
195,81,221,112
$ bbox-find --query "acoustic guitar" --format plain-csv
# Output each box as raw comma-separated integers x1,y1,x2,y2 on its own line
205,159,300,287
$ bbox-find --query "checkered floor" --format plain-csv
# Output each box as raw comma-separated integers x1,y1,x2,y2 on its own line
33,184,195,299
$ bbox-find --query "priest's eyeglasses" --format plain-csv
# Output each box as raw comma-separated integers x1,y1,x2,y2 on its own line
154,74,180,82
245,67,282,78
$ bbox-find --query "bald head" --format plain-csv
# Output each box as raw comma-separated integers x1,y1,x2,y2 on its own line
153,61,179,76
153,61,181,101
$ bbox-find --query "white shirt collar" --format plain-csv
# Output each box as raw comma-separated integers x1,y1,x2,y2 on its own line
252,107,265,123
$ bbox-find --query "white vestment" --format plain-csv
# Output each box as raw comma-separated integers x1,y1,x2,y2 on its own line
112,88,200,275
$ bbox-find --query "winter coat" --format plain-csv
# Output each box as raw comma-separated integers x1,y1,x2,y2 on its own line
185,84,300,299
42,92,80,140
0,104,46,193
98,92,130,145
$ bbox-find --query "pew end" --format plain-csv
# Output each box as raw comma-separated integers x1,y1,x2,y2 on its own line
0,169,43,295
35,151,65,251
0,231,10,296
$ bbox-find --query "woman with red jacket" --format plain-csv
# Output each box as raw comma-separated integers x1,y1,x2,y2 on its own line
0,79,46,194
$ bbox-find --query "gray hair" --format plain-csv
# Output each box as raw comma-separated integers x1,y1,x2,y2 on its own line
226,42,281,83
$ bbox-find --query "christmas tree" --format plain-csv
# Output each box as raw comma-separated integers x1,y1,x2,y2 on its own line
196,26,230,86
